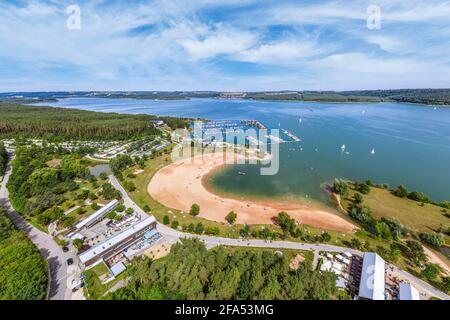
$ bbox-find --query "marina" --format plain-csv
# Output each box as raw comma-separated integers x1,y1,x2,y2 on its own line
197,120,302,146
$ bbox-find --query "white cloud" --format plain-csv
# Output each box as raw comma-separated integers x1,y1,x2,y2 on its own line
234,40,323,65
314,52,435,74
181,27,256,60
0,0,449,91
365,35,412,53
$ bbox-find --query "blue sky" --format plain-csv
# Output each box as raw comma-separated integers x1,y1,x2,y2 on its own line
0,0,450,91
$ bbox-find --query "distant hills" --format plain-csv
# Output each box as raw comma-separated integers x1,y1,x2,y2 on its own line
1,88,449,105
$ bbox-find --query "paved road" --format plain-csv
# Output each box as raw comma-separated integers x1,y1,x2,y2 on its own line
0,154,70,300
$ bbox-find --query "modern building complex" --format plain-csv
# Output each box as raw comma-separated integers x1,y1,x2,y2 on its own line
78,216,158,269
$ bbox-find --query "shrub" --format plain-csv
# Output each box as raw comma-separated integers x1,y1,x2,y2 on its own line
332,179,348,197
194,223,204,234
77,189,89,200
115,204,126,212
320,232,331,242
421,263,441,281
60,216,76,228
190,204,200,217
88,192,98,201
205,226,220,235
73,238,84,249
171,220,179,229
143,205,151,212
163,215,170,225
225,211,237,224
106,211,117,220
123,180,136,192
125,208,134,215
393,185,408,198
75,207,86,215
356,182,370,194
375,222,393,240
420,232,444,247
407,191,430,203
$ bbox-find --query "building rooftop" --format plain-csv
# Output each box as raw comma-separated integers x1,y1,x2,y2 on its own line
79,216,156,264
110,262,126,277
399,282,420,300
74,199,119,230
358,252,385,300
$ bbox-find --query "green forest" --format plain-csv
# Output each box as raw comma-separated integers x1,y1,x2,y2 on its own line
0,143,7,176
0,206,48,300
0,103,188,141
7,146,90,225
105,239,339,300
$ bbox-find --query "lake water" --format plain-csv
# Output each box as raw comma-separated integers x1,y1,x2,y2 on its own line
88,164,111,177
34,97,450,203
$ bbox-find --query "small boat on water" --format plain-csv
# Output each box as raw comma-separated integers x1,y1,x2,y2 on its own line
371,148,375,155
341,144,346,152
238,171,246,175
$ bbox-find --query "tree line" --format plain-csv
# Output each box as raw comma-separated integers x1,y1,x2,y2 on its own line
105,238,338,300
0,206,48,299
0,103,188,142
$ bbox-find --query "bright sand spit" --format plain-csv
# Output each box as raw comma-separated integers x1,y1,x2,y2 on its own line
148,152,356,233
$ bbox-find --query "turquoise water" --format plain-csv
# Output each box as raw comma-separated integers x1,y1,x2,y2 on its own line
34,98,450,203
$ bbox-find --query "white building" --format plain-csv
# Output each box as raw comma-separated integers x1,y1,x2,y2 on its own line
72,199,119,232
358,252,385,300
399,282,420,300
78,216,157,269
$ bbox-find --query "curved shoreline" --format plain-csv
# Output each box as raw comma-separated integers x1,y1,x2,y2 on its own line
148,152,357,233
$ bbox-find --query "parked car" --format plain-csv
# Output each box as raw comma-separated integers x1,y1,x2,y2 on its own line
67,258,74,266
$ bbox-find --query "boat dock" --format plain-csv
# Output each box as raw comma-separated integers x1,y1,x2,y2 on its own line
282,129,301,142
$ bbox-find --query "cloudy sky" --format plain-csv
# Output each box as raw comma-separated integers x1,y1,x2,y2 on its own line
1,0,450,91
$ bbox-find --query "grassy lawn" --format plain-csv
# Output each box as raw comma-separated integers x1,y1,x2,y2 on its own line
344,186,449,236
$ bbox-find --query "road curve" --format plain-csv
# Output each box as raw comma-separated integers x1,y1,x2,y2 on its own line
0,153,69,300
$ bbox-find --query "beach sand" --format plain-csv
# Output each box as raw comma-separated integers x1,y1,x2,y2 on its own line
148,152,356,233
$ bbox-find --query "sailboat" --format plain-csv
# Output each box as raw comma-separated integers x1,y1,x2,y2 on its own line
341,144,346,152
298,118,302,124
371,149,375,155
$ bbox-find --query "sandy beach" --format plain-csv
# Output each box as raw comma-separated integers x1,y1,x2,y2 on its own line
148,152,356,233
